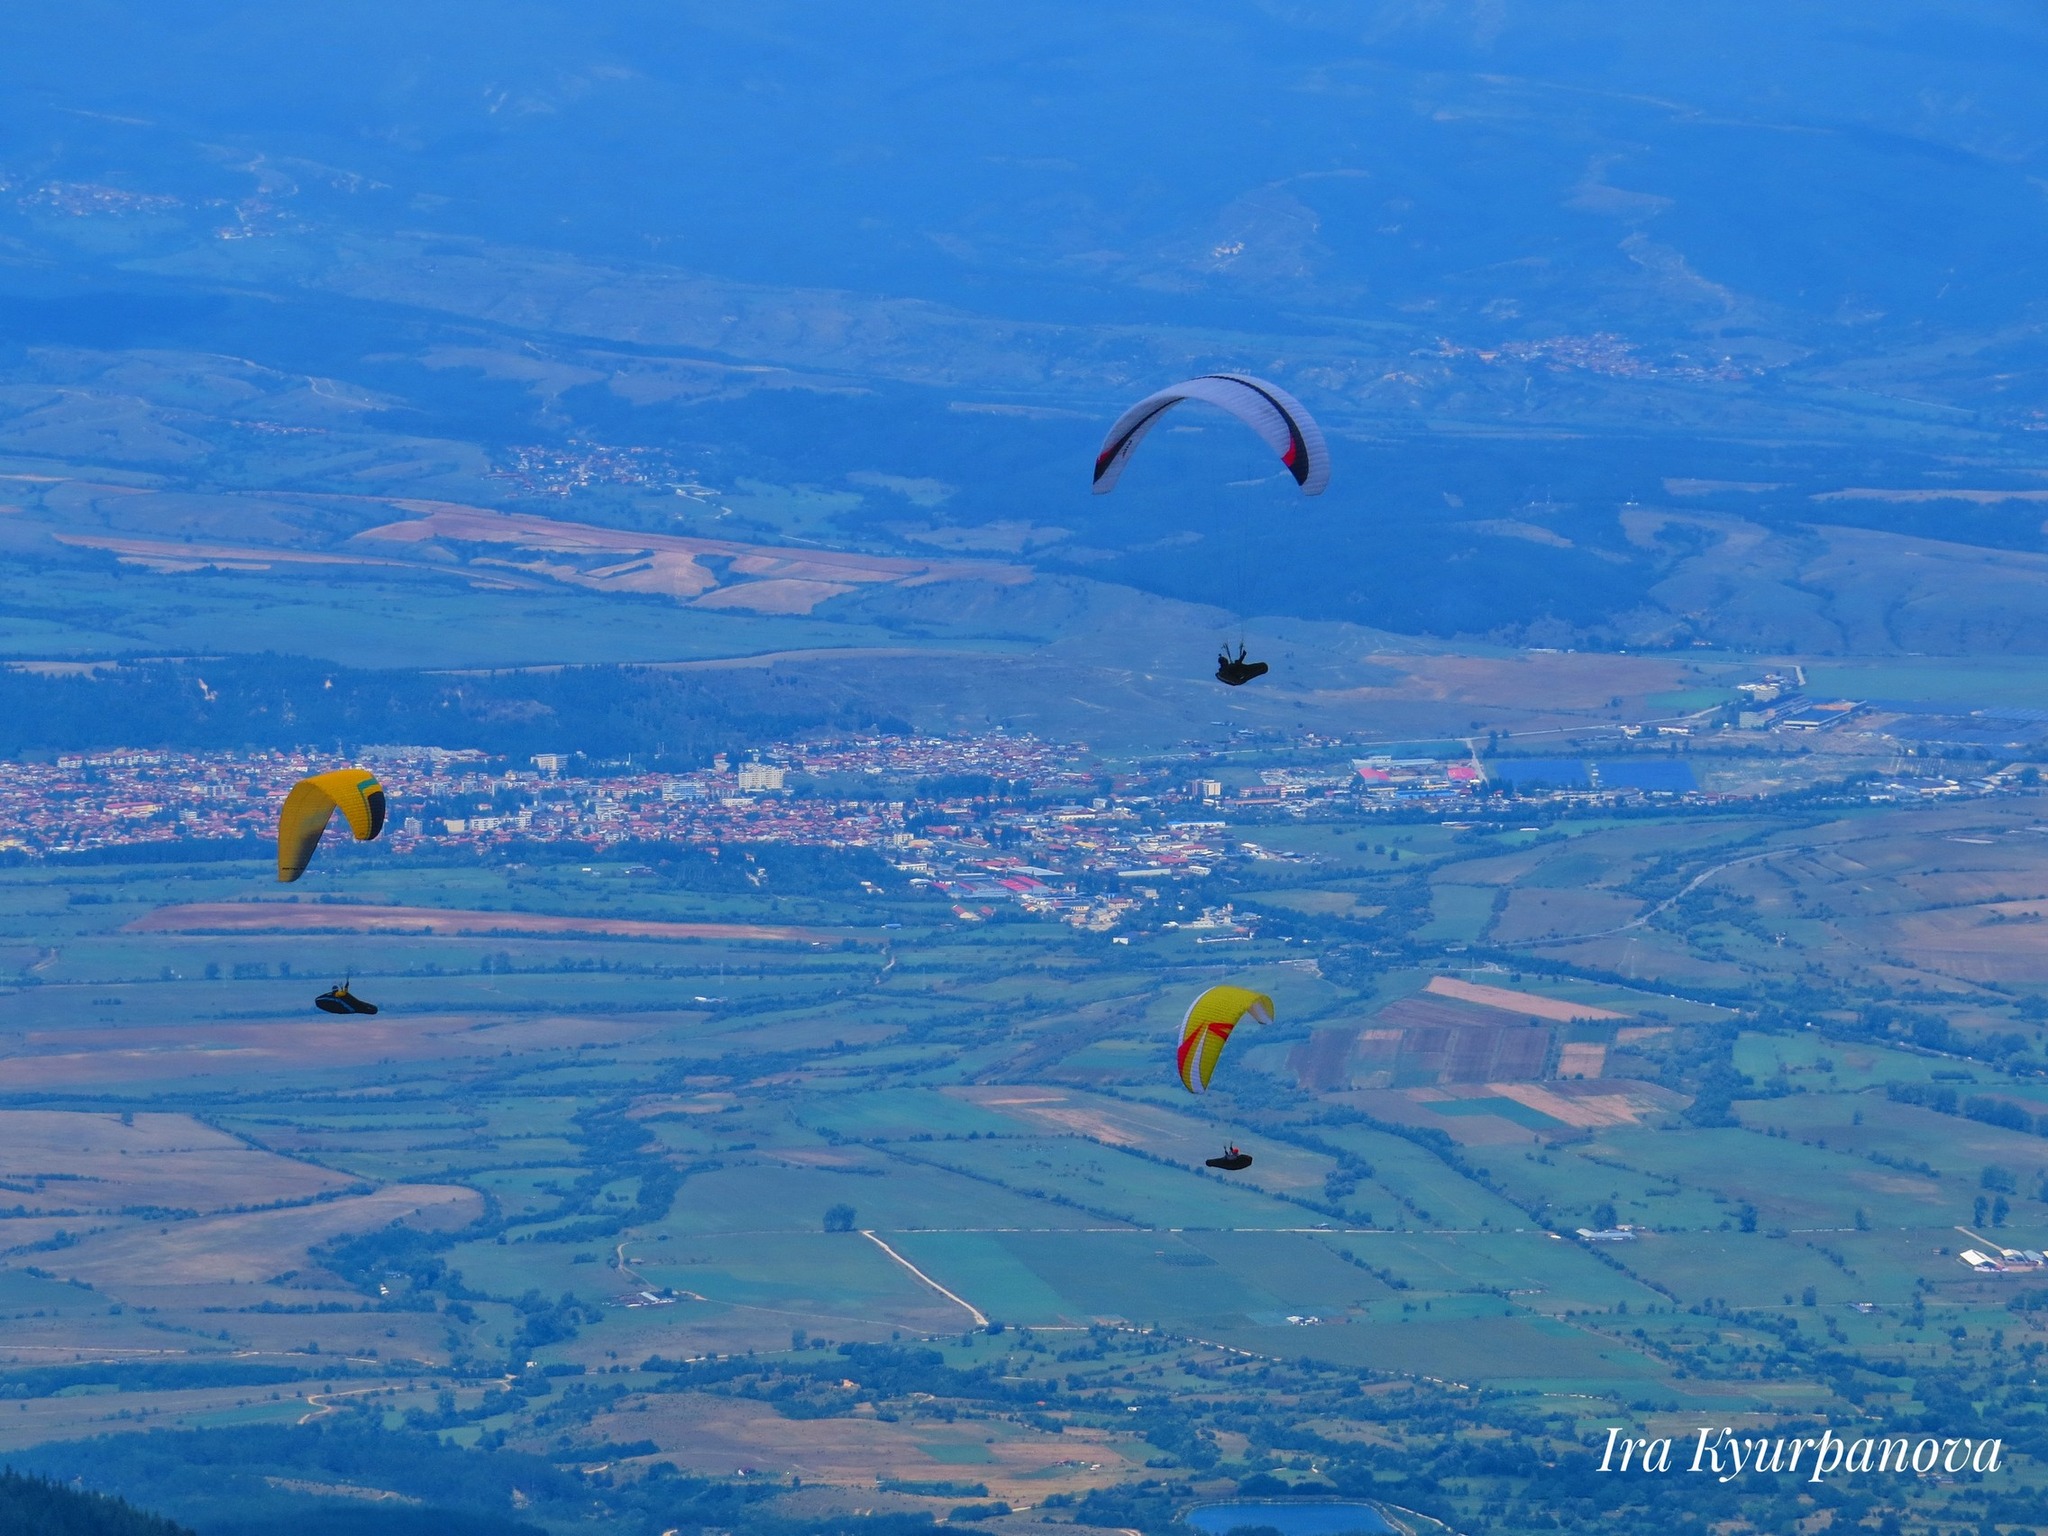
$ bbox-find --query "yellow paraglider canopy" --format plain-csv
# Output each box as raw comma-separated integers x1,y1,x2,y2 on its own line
276,768,387,883
1176,984,1274,1094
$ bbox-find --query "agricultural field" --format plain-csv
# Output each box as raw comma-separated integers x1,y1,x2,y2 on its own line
10,788,2048,1534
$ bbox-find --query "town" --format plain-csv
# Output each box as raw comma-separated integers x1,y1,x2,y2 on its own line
3,711,2031,933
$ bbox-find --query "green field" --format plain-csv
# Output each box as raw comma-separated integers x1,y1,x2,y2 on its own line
11,791,2048,1534
1806,656,2048,709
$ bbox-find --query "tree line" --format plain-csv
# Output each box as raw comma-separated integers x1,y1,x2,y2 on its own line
0,656,907,761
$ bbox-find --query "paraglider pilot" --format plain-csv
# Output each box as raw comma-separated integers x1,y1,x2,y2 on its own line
1091,375,1328,691
315,980,379,1016
1215,644,1268,687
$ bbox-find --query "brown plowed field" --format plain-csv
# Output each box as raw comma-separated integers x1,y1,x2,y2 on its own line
44,496,1031,614
1424,976,1627,1021
569,1388,1134,1497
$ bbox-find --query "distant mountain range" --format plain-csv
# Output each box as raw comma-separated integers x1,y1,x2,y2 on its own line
3,0,2047,671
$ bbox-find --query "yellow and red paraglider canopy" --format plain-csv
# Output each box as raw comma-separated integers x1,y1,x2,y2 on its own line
276,768,387,883
1176,984,1275,1094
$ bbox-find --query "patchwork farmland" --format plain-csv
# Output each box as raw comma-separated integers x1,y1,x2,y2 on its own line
8,790,2048,1533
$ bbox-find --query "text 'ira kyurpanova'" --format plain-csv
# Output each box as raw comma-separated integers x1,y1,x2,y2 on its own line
1599,1426,2003,1484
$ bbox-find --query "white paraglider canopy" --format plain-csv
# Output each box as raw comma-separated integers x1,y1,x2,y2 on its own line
1091,373,1330,496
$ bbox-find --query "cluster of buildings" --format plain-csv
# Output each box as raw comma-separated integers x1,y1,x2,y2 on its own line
1351,756,1487,804
21,180,183,217
903,805,1232,931
29,717,1955,929
1436,331,1752,384
430,736,1107,884
487,439,720,502
0,748,345,857
1732,672,1867,733
411,751,906,854
1179,759,1489,811
0,736,1236,933
1959,1246,2047,1274
0,729,1716,873
765,734,1096,791
1862,774,2010,804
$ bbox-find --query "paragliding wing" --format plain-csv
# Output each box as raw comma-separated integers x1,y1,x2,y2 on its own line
1093,374,1329,496
277,768,387,883
1175,984,1276,1093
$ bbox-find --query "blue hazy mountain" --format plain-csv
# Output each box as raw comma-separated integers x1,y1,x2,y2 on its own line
11,2,2045,335
3,2,2048,649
